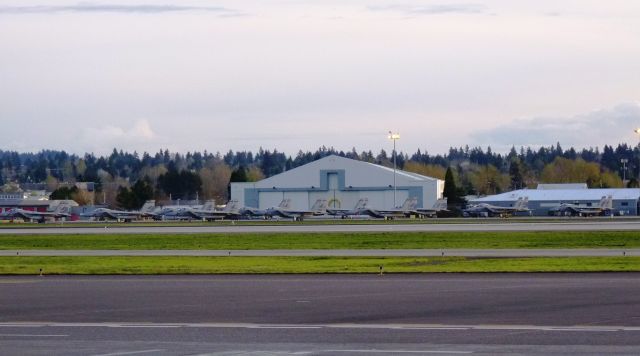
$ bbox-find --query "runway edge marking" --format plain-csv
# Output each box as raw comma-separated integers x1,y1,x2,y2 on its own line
1,322,639,332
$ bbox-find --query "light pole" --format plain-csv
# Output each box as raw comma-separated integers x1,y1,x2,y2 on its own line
621,158,628,183
388,131,400,208
635,128,640,183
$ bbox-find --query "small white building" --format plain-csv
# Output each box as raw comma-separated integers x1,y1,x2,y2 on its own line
231,155,444,210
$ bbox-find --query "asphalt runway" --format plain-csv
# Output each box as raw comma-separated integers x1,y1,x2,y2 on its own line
2,220,640,234
2,274,640,355
2,248,638,257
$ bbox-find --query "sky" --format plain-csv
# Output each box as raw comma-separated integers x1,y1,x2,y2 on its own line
1,0,640,156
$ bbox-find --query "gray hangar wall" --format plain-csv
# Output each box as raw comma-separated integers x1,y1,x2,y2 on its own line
230,155,444,210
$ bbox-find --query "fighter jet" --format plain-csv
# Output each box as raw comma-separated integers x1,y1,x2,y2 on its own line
415,198,449,218
264,198,328,221
548,195,613,217
463,197,529,217
151,200,216,221
84,200,156,222
357,197,420,219
325,198,370,218
0,200,74,223
187,200,244,221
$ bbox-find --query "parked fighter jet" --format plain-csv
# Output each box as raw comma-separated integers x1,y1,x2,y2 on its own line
415,198,449,218
264,198,328,221
357,197,419,219
325,198,369,218
0,200,74,223
84,200,156,222
548,195,613,217
151,200,216,221
463,197,529,217
188,200,243,221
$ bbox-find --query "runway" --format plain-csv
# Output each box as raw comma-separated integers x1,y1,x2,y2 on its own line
2,248,638,256
2,220,640,234
2,274,640,355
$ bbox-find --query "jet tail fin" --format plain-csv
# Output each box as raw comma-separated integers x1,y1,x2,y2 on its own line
433,198,448,211
310,199,327,213
278,199,292,209
400,197,417,210
354,198,368,210
515,197,529,210
201,200,216,212
223,200,240,212
140,200,156,213
54,200,73,215
599,195,613,209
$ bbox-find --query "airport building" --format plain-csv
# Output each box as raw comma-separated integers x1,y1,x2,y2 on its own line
230,155,444,210
470,184,640,216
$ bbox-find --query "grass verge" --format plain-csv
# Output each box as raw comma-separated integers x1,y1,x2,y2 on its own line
1,256,639,274
2,231,640,250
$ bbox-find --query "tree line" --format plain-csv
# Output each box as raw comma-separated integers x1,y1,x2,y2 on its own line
0,143,638,209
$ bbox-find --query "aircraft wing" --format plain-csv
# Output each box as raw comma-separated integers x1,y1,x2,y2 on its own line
103,210,140,220
325,208,351,216
357,208,395,219
240,207,267,216
266,208,299,219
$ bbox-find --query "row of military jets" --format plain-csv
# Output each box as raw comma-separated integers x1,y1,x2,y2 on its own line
0,195,616,223
81,197,450,222
0,201,74,223
462,195,614,217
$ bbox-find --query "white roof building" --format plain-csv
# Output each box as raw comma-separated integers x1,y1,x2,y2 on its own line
472,188,640,203
471,188,640,216
536,183,588,190
231,155,444,210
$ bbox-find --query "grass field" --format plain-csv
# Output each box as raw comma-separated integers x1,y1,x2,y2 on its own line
1,231,640,250
1,256,638,274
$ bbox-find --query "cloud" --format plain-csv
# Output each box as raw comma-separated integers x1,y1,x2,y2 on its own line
470,103,640,150
0,3,241,15
368,3,487,16
79,119,160,153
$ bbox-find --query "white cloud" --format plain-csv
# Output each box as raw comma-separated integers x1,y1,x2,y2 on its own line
470,103,640,151
0,4,241,15
368,3,487,16
79,119,160,153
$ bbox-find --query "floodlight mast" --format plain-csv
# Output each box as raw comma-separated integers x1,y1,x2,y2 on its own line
388,131,400,208
635,128,640,182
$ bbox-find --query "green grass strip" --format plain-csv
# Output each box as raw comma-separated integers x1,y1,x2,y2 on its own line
2,231,640,250
1,256,639,274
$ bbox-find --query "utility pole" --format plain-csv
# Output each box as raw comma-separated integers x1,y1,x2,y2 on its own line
635,129,640,181
388,131,400,208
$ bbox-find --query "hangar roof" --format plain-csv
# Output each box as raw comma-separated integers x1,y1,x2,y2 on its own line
472,188,640,202
250,155,441,188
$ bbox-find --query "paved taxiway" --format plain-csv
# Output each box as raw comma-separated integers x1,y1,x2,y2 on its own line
3,248,638,256
1,220,640,234
2,274,640,355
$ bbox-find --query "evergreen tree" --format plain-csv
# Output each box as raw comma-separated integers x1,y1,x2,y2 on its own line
509,159,524,189
130,177,154,207
443,167,463,204
229,166,248,182
50,186,79,200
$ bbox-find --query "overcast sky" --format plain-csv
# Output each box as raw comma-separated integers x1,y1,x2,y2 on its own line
1,0,640,156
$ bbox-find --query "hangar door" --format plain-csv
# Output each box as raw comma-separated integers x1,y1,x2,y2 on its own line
327,173,340,209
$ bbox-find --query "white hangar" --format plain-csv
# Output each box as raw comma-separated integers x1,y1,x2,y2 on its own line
230,155,444,210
